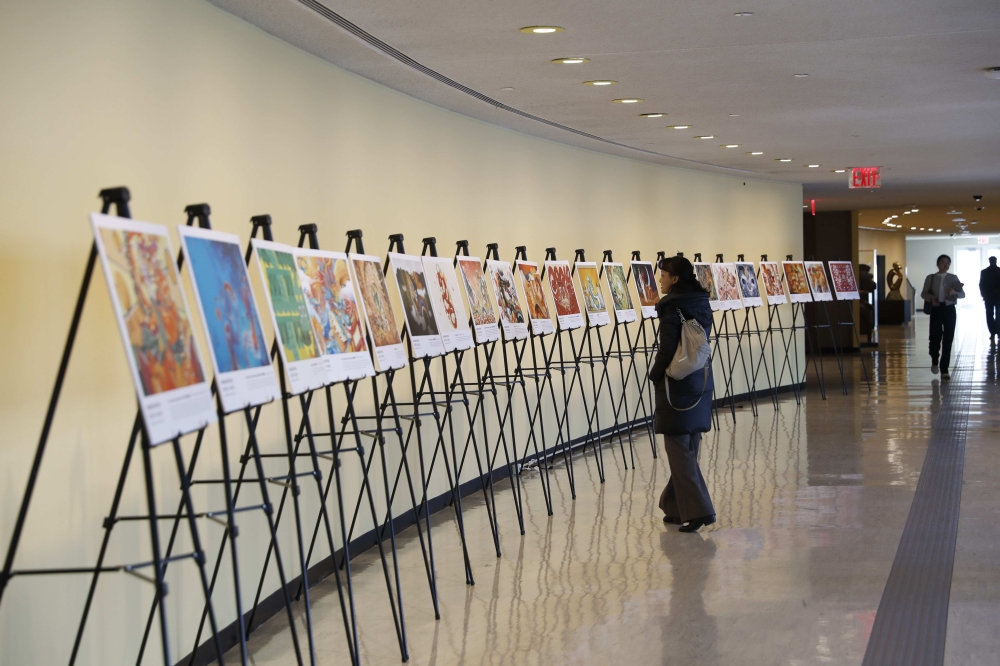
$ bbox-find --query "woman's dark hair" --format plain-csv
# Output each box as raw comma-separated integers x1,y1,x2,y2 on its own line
657,256,707,294
936,254,951,266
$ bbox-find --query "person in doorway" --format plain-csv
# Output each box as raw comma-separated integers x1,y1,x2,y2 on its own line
648,256,716,533
920,254,965,379
858,264,876,342
979,256,1000,347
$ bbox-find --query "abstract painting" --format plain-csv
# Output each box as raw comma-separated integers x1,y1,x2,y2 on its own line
577,265,606,315
423,255,473,351
546,262,582,318
257,246,320,361
352,256,402,348
828,261,860,300
458,257,497,326
605,264,633,312
783,261,813,303
694,263,720,302
297,253,368,355
735,263,761,304
760,262,787,304
518,262,550,321
391,254,439,337
804,261,833,301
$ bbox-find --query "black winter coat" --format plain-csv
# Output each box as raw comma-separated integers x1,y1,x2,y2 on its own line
648,290,714,435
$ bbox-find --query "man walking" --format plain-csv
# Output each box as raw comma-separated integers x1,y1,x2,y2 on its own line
979,256,1000,347
921,254,965,380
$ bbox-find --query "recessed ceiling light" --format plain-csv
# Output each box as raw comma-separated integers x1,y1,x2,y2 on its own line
947,210,962,215
500,87,514,91
891,215,898,218
794,73,809,78
667,125,690,129
903,211,910,215
920,227,926,230
584,80,617,86
911,208,919,212
734,11,754,17
722,144,740,148
552,57,589,64
776,158,793,162
613,98,642,103
936,229,942,232
640,113,664,118
911,227,917,230
833,169,846,173
953,218,966,222
748,151,764,155
729,114,740,117
806,164,820,168
520,26,563,34
695,135,715,139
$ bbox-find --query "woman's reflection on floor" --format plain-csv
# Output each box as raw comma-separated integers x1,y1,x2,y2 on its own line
660,533,719,665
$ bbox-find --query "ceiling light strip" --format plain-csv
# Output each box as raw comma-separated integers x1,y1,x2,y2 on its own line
294,0,759,175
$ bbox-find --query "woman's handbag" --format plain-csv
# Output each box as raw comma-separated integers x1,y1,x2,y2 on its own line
664,308,711,411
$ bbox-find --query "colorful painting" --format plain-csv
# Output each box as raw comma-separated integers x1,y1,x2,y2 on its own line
458,257,497,326
736,263,761,301
392,255,438,337
632,262,659,307
518,262,550,321
99,226,205,395
547,263,582,317
694,263,719,301
257,247,319,361
760,262,787,304
605,264,633,312
783,261,813,303
828,261,860,300
576,265,606,315
805,261,833,301
488,261,526,325
184,234,269,373
352,257,402,347
423,258,466,333
711,263,743,310
297,254,367,355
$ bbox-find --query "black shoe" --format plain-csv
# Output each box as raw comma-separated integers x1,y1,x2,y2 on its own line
663,515,682,525
678,515,716,533
941,371,950,380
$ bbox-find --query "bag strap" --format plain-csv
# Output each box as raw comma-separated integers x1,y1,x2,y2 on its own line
664,364,710,412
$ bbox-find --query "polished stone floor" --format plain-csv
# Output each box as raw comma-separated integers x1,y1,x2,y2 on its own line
231,311,1000,665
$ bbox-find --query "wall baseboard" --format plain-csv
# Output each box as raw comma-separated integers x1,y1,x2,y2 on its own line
178,381,804,665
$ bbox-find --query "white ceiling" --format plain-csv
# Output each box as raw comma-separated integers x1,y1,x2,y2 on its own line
210,0,1000,211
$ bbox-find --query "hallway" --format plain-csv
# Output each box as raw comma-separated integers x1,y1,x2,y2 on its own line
235,312,999,665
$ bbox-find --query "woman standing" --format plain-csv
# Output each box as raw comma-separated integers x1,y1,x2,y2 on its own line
920,254,965,380
648,256,716,532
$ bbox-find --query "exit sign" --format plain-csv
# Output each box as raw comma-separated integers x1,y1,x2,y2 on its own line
849,167,881,189
978,236,989,245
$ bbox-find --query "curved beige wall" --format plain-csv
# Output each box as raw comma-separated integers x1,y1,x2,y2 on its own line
0,0,802,662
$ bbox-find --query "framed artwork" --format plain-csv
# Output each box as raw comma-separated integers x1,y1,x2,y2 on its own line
178,226,279,414
575,262,610,327
759,262,787,305
631,261,659,319
694,262,722,311
516,260,555,335
711,263,744,310
349,254,407,370
782,261,813,303
486,260,529,340
545,260,585,330
388,253,445,358
91,213,215,444
296,248,375,381
734,262,763,308
422,255,474,352
828,261,860,300
457,256,501,344
603,262,636,323
253,239,330,394
804,261,833,302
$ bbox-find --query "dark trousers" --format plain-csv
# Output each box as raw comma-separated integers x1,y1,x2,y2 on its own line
986,300,1000,337
658,433,715,522
929,304,956,370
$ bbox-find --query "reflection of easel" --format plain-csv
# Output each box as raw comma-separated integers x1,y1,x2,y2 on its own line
139,207,305,666
385,233,476,587
0,188,226,666
455,240,525,536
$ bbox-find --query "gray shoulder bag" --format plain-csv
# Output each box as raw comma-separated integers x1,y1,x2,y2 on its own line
664,308,711,411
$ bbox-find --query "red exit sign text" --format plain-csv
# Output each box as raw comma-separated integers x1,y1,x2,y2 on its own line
849,167,881,189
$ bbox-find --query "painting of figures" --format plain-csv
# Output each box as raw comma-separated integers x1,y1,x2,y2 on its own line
804,261,833,301
760,262,787,304
518,262,550,320
93,214,216,444
632,261,659,308
735,262,762,308
604,263,636,323
297,253,368,355
488,261,525,324
828,261,860,300
576,265,605,314
184,234,270,372
458,257,497,326
711,263,744,310
391,254,439,337
546,262,582,318
423,255,473,351
351,256,402,347
782,261,813,303
98,226,205,395
257,246,320,361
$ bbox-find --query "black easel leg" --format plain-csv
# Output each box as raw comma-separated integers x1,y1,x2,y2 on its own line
216,410,248,664
140,430,172,666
